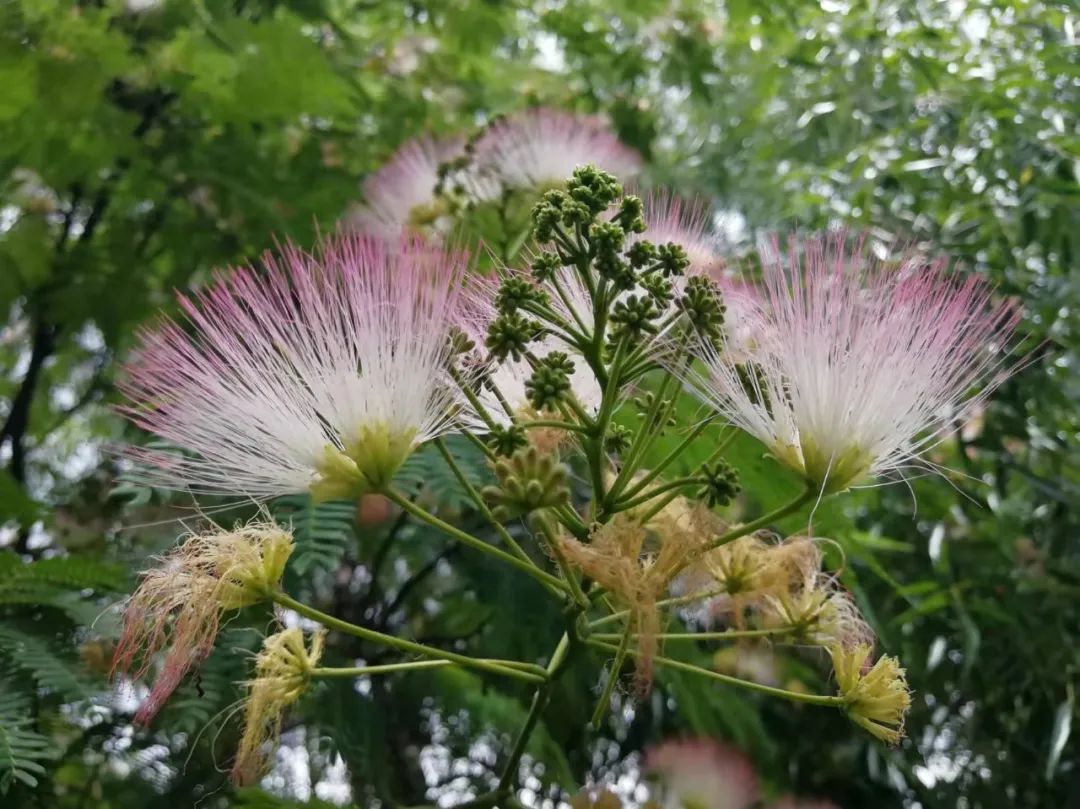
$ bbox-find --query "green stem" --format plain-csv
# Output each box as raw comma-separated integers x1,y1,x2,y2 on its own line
633,488,683,525
271,591,545,684
703,488,816,554
589,587,728,630
612,476,704,513
586,639,843,707
612,416,720,505
497,632,574,793
383,487,567,594
589,621,632,728
311,660,450,678
521,418,589,434
534,513,590,609
590,626,797,643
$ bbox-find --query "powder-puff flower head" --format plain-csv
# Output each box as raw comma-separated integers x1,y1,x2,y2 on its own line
122,235,471,499
346,135,464,240
686,231,1020,494
645,738,759,809
472,108,642,193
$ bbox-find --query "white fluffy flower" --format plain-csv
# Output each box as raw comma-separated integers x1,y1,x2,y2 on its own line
687,232,1020,492
122,235,472,498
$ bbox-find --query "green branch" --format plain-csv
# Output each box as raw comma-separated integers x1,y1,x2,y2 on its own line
272,591,545,684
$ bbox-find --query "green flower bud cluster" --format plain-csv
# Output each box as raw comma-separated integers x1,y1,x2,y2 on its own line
525,352,576,411
486,423,528,457
486,312,543,362
679,275,726,341
482,446,571,521
699,459,741,507
497,277,549,315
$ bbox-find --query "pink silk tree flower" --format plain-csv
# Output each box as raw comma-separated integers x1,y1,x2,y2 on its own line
645,738,759,809
687,231,1020,494
121,235,472,499
472,107,642,193
346,134,464,240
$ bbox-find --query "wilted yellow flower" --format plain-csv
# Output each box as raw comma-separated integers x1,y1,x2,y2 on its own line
830,643,911,744
233,627,325,785
111,520,294,724
561,515,706,691
758,575,874,650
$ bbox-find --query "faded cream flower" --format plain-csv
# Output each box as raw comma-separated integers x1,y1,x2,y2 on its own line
233,628,325,785
562,515,706,690
111,521,294,724
830,643,911,744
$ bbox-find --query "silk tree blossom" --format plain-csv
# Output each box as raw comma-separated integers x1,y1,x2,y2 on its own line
121,235,472,499
471,108,642,193
346,135,464,240
645,738,759,809
686,232,1020,493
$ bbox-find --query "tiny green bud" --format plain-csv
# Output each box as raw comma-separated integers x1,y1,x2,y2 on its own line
486,312,542,362
497,277,548,315
615,194,646,234
699,459,741,507
604,424,634,454
679,275,726,341
626,239,658,269
656,242,691,277
487,424,528,457
525,352,575,411
531,251,562,282
447,326,476,356
610,294,660,343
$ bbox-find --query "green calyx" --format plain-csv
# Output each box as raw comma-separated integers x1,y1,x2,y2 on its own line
311,425,417,501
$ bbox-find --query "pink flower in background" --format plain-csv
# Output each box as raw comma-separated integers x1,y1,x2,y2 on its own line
646,738,759,809
121,235,471,498
473,107,642,192
686,231,1020,493
347,135,463,239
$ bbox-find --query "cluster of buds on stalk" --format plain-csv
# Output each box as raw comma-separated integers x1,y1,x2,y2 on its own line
116,112,1018,792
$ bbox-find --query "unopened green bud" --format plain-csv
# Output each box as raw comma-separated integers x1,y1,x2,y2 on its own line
486,312,542,362
679,275,726,340
482,446,571,521
525,352,575,411
615,195,646,234
699,459,741,507
487,423,528,457
497,277,548,315
604,424,634,454
626,239,658,269
656,242,691,277
610,294,660,343
531,251,562,281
